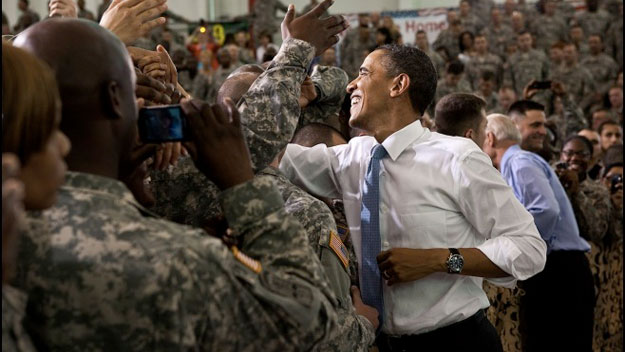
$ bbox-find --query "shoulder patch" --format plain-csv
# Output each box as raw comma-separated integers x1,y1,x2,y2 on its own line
231,246,262,274
336,224,350,241
328,231,349,269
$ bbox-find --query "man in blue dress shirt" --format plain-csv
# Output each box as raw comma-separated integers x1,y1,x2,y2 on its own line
483,109,595,352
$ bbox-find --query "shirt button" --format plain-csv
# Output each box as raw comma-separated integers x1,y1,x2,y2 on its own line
383,241,390,249
381,204,388,213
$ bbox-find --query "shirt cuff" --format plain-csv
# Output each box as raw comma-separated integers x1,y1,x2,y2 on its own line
268,38,315,71
477,237,525,283
218,176,284,237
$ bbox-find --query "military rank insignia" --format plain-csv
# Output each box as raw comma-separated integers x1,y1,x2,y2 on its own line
329,231,349,269
231,246,262,274
336,224,350,242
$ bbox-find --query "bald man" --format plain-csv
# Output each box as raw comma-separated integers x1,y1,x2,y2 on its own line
13,18,342,351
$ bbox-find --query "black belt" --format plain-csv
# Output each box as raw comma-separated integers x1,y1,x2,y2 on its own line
378,309,488,351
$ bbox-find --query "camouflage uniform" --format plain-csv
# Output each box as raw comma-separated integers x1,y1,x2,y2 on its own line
480,24,515,59
574,9,611,39
504,49,550,95
477,91,500,113
422,48,446,79
212,65,237,96
605,18,623,68
550,64,597,112
530,14,567,52
465,52,504,90
299,65,349,131
252,0,288,43
259,167,375,351
580,53,619,96
326,199,360,287
555,0,576,24
570,179,611,245
468,0,495,23
459,13,483,34
15,172,338,351
340,28,375,80
433,29,461,60
434,77,473,106
2,286,36,352
149,38,314,226
546,93,587,143
191,72,218,104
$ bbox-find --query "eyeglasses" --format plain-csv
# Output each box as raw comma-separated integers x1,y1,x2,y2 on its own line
561,150,590,158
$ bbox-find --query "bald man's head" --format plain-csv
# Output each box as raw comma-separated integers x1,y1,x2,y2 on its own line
291,123,347,148
13,18,139,179
217,71,261,105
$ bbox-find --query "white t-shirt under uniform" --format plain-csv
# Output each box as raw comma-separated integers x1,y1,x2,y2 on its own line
280,119,547,336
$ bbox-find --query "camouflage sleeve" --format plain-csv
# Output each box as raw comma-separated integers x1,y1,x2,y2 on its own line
571,184,611,244
560,94,588,135
217,175,338,350
238,38,315,172
299,65,349,127
579,70,598,111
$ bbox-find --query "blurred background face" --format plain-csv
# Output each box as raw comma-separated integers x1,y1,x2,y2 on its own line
491,8,501,24
415,32,428,49
562,45,578,65
588,35,602,54
459,1,471,16
322,47,336,66
358,15,370,27
511,12,524,30
498,88,516,110
447,10,458,24
578,129,601,164
479,79,494,93
550,47,563,64
544,1,556,15
600,124,623,151
461,34,473,50
609,88,623,108
474,36,487,53
570,27,584,43
445,73,462,86
504,0,515,14
518,33,532,51
18,0,27,11
226,45,239,63
560,139,590,177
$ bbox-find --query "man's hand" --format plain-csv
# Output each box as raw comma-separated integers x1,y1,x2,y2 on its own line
280,0,349,56
135,67,172,106
523,79,539,100
99,0,167,45
550,81,566,97
131,45,178,87
377,248,446,286
153,142,182,170
122,159,155,207
555,167,579,195
181,98,254,190
49,0,77,18
351,286,380,331
298,75,318,108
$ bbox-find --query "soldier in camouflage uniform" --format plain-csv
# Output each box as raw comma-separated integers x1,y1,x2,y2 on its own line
582,34,620,97
530,0,568,53
251,0,288,43
433,59,472,111
14,8,349,350
415,30,446,79
2,285,36,352
340,15,376,81
480,7,514,60
550,43,597,112
545,85,588,144
574,0,611,39
467,0,494,24
504,31,549,96
458,0,484,34
465,34,503,90
299,65,349,131
433,11,463,60
569,25,590,59
605,3,623,68
259,165,376,351
475,70,500,113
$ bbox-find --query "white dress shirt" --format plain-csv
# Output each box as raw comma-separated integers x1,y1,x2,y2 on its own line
280,120,547,335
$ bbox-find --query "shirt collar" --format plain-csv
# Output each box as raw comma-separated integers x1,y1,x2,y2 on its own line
501,144,521,171
381,119,430,161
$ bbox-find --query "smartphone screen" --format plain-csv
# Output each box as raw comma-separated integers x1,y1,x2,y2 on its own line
529,81,552,90
138,105,189,143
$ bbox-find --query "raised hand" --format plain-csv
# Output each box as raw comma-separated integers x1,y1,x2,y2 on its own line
281,0,349,56
100,0,167,45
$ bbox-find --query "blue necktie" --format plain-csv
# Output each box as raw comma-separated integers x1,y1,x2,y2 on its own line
360,144,387,330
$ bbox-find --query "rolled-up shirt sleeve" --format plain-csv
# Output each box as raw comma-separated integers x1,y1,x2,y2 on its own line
453,151,547,286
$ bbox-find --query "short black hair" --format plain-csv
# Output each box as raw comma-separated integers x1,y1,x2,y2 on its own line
458,31,475,53
434,93,486,137
376,44,437,115
376,27,394,45
518,30,531,37
598,119,620,135
562,135,594,157
446,59,465,75
292,123,347,148
480,70,495,82
508,99,545,115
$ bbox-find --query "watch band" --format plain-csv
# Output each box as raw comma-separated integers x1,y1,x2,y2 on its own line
449,248,460,255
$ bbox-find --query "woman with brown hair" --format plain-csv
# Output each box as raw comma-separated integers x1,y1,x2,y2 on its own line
2,41,71,211
2,41,71,350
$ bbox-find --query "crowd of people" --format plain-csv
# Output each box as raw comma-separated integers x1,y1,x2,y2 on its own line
1,0,623,351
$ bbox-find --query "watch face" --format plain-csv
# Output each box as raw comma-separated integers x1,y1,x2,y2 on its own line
448,254,464,273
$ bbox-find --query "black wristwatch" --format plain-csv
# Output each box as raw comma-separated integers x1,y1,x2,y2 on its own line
446,248,464,274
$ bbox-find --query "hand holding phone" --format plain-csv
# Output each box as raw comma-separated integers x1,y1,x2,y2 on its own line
528,80,552,90
138,104,189,143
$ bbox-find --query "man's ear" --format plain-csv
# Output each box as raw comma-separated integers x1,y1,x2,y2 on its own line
390,73,410,98
104,81,124,120
464,128,474,140
486,131,495,148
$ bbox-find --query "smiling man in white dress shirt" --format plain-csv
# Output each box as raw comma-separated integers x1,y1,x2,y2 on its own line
279,44,547,351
